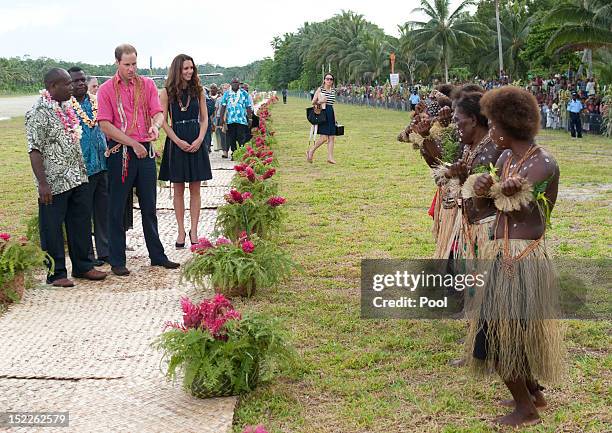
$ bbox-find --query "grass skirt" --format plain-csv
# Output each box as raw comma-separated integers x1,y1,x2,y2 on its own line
465,239,565,383
433,183,462,260
461,215,495,259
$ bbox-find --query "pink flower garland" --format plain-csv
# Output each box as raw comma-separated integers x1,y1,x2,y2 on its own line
40,89,82,144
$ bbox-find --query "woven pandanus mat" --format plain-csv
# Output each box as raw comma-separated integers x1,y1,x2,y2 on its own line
125,209,218,260
158,170,235,189
206,169,235,187
0,288,185,380
143,186,228,211
209,156,237,171
0,376,236,433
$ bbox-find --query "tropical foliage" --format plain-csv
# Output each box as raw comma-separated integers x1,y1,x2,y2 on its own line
261,0,611,86
0,57,269,94
1,0,610,93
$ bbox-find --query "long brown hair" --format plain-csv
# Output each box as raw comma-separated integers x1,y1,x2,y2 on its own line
165,54,203,103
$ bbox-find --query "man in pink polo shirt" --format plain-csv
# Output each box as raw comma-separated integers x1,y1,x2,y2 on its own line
98,43,179,276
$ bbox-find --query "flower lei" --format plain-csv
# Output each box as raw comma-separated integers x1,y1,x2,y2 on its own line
40,89,82,144
229,89,242,108
70,95,97,128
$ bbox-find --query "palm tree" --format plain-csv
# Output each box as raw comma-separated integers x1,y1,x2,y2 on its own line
545,0,612,78
307,10,387,83
409,0,486,82
478,9,532,79
343,34,392,83
495,0,504,76
396,24,430,84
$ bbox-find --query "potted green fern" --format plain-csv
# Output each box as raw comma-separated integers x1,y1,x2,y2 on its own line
216,189,286,240
182,233,296,298
0,232,51,303
154,295,296,398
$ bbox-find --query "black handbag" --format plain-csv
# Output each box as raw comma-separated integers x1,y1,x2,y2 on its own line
335,123,344,136
306,106,326,125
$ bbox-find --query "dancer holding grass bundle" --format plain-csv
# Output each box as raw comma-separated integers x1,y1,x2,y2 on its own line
465,86,564,428
445,92,501,258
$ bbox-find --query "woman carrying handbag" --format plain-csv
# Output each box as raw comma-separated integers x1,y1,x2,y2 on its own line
307,73,337,164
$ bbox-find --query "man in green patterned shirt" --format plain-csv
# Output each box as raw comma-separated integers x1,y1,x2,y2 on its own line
26,68,107,287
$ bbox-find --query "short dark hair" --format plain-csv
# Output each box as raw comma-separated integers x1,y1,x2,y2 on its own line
436,94,452,109
67,66,83,74
462,83,484,93
115,43,137,61
43,68,68,88
436,84,454,97
455,92,488,128
480,87,540,141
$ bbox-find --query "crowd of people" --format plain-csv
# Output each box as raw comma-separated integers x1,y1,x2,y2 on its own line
395,83,564,428
323,73,609,136
25,43,260,287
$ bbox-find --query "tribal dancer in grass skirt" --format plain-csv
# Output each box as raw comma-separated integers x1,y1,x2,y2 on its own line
463,87,564,428
407,95,465,260
444,92,502,260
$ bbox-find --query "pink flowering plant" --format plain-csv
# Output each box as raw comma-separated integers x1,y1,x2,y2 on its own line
231,163,279,199
216,188,287,241
231,145,279,180
0,232,51,302
154,294,296,398
182,233,297,298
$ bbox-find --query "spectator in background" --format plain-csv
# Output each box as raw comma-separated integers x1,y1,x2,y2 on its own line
585,78,596,97
282,88,288,104
567,92,584,139
409,89,420,111
204,87,216,154
307,73,337,164
218,77,253,159
208,84,221,151
212,84,226,153
87,76,99,95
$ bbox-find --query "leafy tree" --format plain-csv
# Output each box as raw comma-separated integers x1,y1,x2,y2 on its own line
409,0,487,83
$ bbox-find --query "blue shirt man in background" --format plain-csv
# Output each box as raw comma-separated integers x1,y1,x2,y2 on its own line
409,90,420,111
68,67,110,265
218,77,253,159
567,93,584,139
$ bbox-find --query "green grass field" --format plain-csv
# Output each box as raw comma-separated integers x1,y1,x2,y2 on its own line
0,98,610,432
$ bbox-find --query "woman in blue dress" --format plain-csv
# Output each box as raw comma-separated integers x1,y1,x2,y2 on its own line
159,54,212,248
307,73,337,164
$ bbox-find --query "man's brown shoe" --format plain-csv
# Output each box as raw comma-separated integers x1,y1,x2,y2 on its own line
74,269,107,281
51,278,75,287
111,266,131,276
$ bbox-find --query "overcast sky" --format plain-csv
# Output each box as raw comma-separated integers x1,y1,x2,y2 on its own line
0,0,466,68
